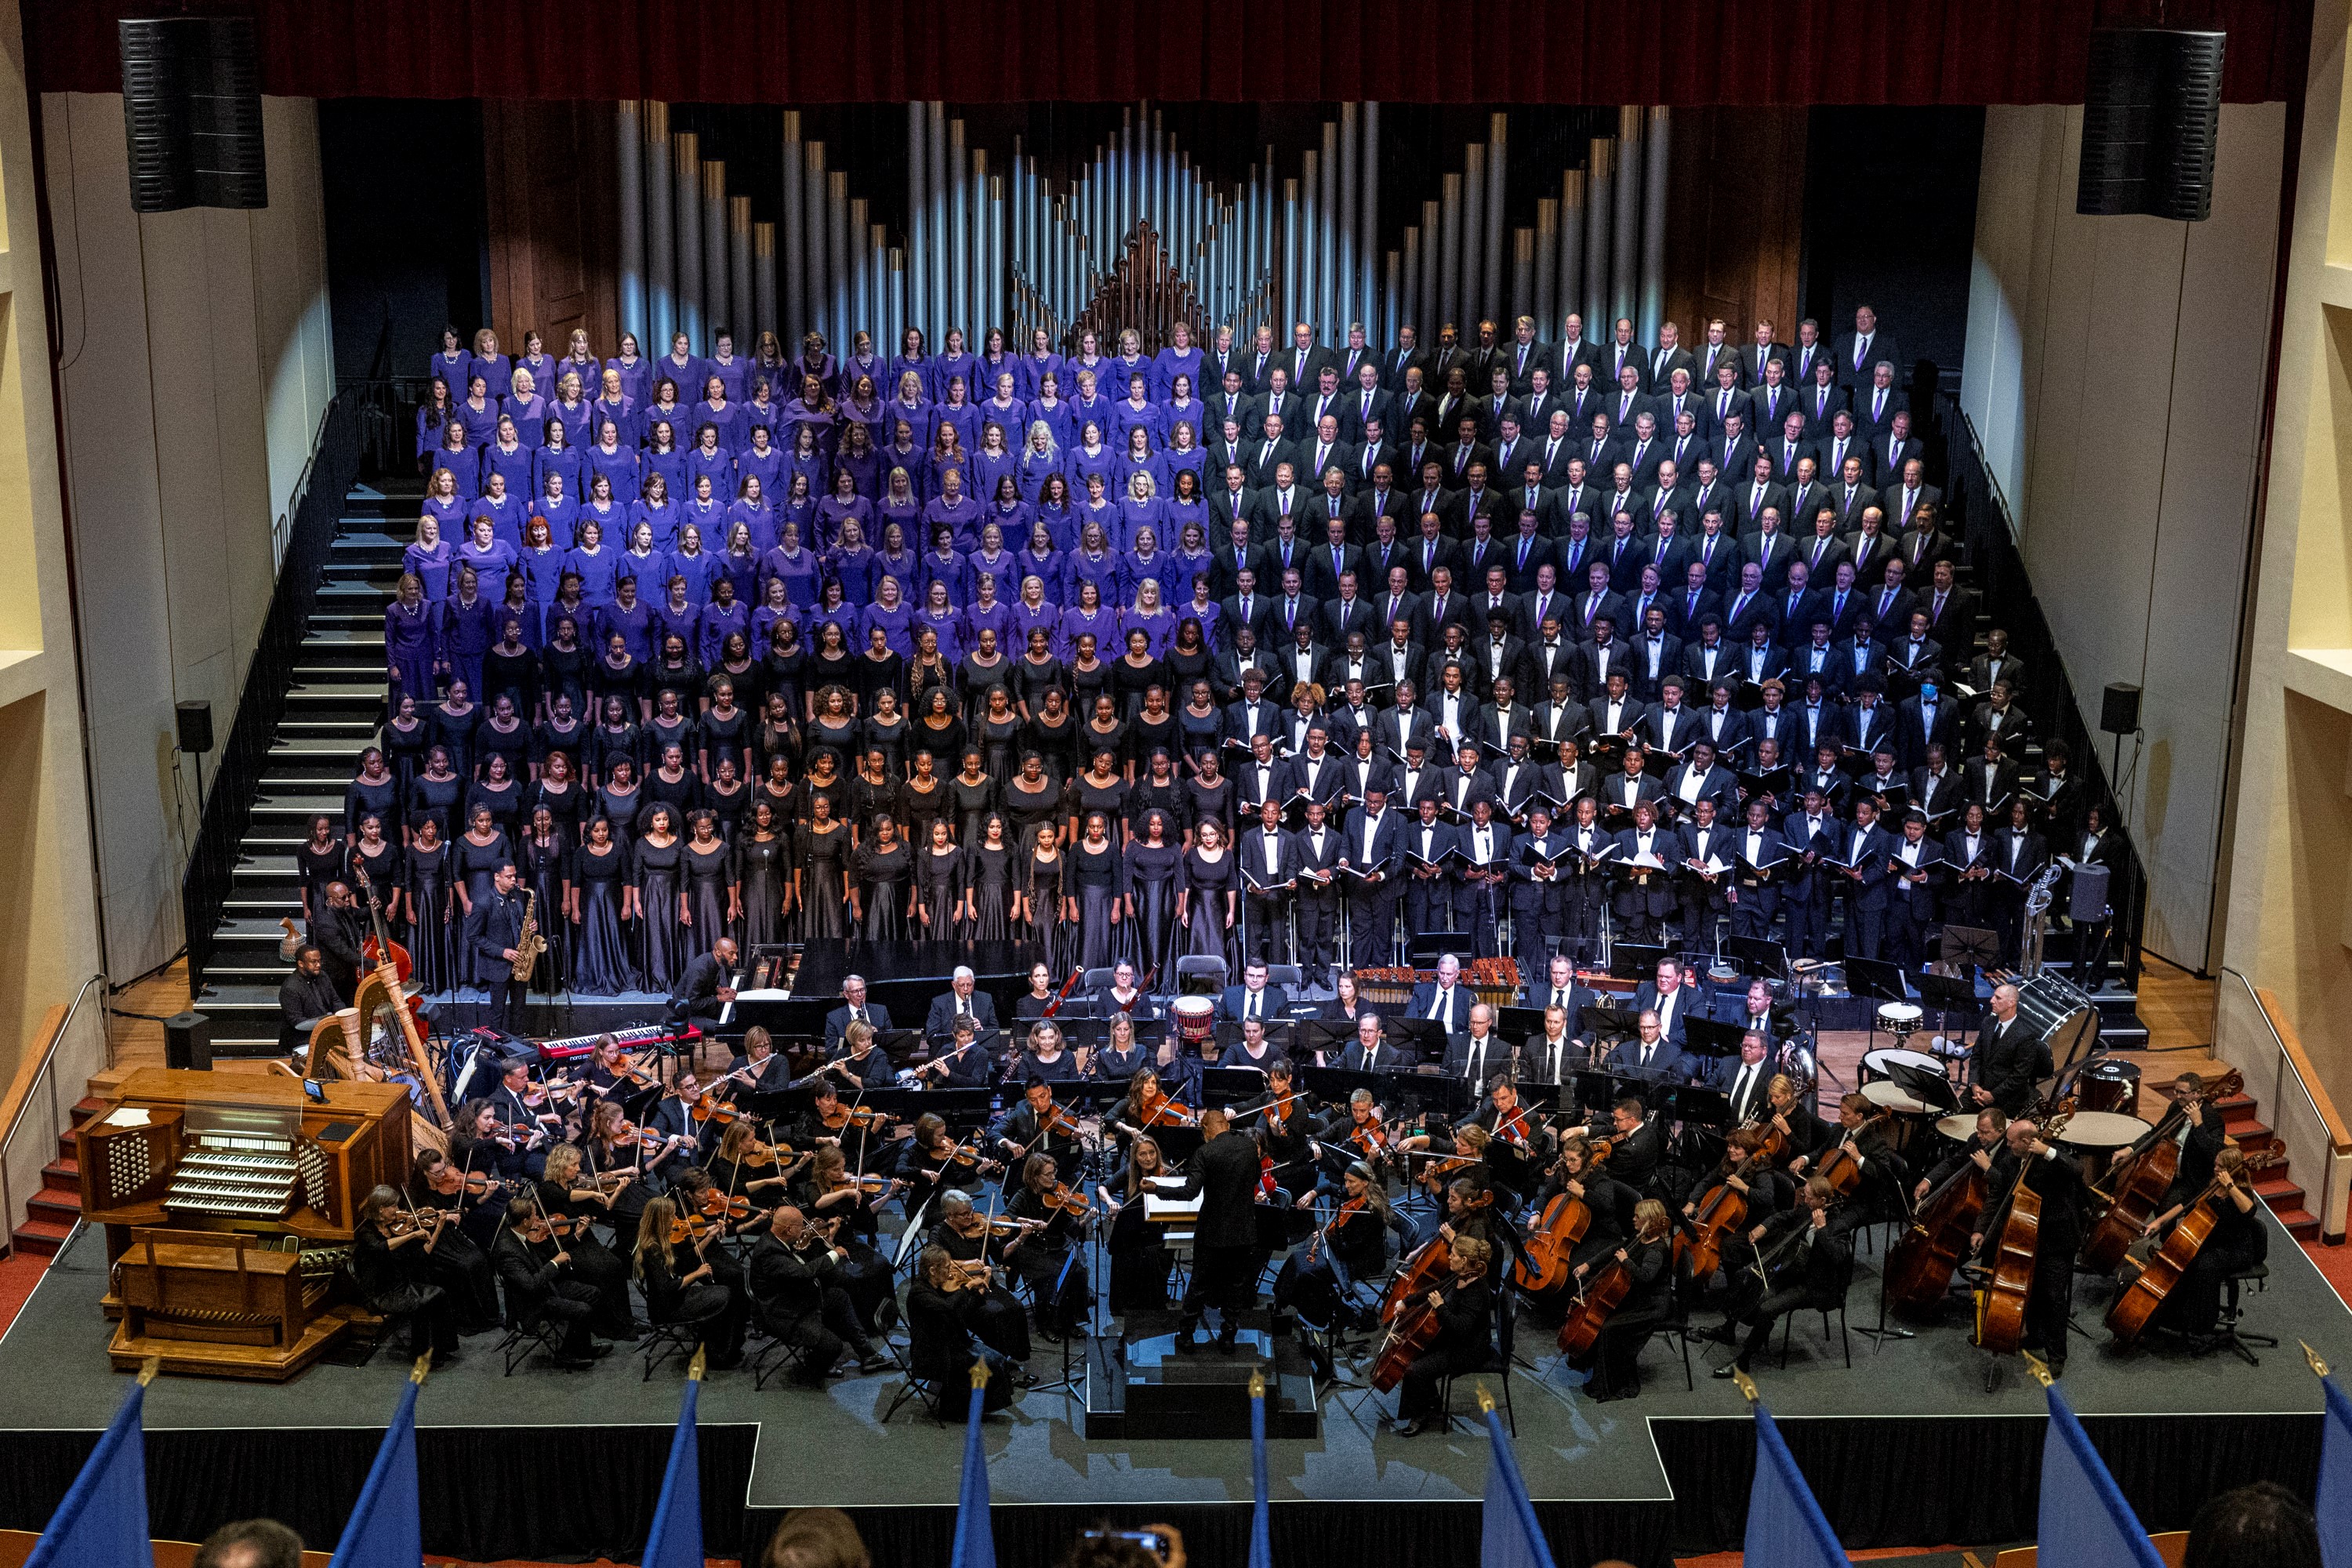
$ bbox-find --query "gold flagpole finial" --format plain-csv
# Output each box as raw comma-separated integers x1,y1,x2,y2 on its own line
688,1347,709,1381
2303,1340,2331,1378
970,1356,993,1391
410,1352,434,1385
1730,1367,1759,1405
1249,1369,1266,1399
2022,1351,2054,1388
136,1356,162,1387
1476,1383,1496,1414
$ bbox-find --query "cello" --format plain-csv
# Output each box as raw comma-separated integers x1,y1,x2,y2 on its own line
2078,1069,2241,1272
1512,1141,1612,1294
1555,1255,1635,1356
1814,1109,1893,1196
1370,1289,1444,1392
1674,1133,1764,1282
1976,1109,2073,1356
2105,1149,2273,1344
1884,1141,1997,1316
1381,1233,1453,1323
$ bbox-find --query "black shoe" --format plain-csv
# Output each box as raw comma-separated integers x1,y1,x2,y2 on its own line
1012,1367,1039,1388
1711,1362,1744,1380
552,1355,597,1371
1174,1327,1203,1356
710,1350,744,1371
1215,1328,1240,1356
585,1342,615,1359
2046,1360,2067,1381
857,1353,892,1374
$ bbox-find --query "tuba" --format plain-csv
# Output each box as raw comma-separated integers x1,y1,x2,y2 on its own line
512,890,548,982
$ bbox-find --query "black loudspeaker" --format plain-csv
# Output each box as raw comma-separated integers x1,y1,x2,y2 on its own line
118,17,267,214
2100,682,2143,735
174,699,213,755
163,1011,213,1072
2078,27,2226,222
2070,862,2112,923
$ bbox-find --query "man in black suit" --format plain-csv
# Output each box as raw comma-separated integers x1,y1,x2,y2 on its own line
463,861,532,1033
1976,1117,2088,1380
822,974,896,1046
1969,982,2048,1116
1167,1107,1268,1352
1711,1030,1777,1124
924,964,1001,1040
1832,305,1899,390
667,935,741,1043
277,943,342,1056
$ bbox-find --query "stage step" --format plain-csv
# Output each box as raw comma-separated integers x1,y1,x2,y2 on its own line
9,1218,74,1258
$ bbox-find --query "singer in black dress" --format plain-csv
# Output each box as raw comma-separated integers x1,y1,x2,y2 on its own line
569,816,637,995
914,819,965,938
850,814,913,942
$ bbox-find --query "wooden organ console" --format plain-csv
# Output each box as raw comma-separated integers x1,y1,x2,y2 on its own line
76,1069,412,1379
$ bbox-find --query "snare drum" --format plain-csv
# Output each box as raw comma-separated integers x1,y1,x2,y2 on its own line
1171,994,1218,1049
1877,1001,1925,1040
2075,1058,2141,1116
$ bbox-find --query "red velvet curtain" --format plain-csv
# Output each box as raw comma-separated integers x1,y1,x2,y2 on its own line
26,0,2310,104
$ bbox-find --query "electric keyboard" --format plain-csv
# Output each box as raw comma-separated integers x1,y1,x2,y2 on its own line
535,1022,700,1063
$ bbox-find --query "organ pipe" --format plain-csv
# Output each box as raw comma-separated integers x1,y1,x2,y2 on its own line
1584,137,1612,334
780,111,804,347
752,221,775,358
803,141,828,350
848,196,869,355
673,132,702,354
926,103,946,339
1559,169,1586,339
702,158,728,343
906,102,925,358
1460,147,1483,332
1510,227,1534,326
1483,114,1508,328
1610,107,1640,336
827,170,851,351
728,195,753,351
1337,104,1357,340
1439,173,1462,339
1534,198,1558,333
645,102,673,355
948,118,968,340
1319,118,1338,338
618,101,644,345
1361,102,1381,349
1419,200,1439,338
1640,106,1671,347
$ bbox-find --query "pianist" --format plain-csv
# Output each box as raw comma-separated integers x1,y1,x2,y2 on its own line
666,936,739,1046
278,943,341,1057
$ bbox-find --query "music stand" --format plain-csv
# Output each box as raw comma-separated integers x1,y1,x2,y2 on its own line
1845,956,1915,1005
1886,1059,1962,1116
1381,1017,1452,1065
1681,1016,1749,1062
1726,935,1790,983
1914,970,1982,1043
1407,932,1475,965
1493,1006,1551,1043
1938,925,1999,971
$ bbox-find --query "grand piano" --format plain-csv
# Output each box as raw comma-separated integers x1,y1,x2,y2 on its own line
728,938,1043,1040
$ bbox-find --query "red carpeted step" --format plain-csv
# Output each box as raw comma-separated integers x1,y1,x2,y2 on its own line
41,1159,78,1195
9,1219,74,1257
24,1195,78,1229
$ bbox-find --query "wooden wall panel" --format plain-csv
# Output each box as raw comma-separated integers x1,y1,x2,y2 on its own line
484,100,620,363
1664,107,1806,350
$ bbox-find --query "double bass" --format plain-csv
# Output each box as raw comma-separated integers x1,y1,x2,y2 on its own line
2078,1069,2241,1272
1976,1109,2074,1356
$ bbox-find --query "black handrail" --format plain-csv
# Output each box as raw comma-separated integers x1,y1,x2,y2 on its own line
1936,392,2146,993
180,397,364,996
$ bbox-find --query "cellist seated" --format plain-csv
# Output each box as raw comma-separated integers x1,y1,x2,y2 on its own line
1707,1176,1852,1379
1563,1199,1675,1401
1390,1235,1494,1437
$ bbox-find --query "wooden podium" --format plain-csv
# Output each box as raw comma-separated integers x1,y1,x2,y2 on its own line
76,1070,412,1379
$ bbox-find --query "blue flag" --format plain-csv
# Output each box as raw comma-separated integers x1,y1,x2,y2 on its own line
328,1370,423,1568
643,1373,703,1568
2315,1373,2352,1568
26,1377,151,1568
1742,1400,1844,1568
2038,1381,2164,1568
950,1360,995,1568
1479,1400,1558,1568
1248,1372,1272,1568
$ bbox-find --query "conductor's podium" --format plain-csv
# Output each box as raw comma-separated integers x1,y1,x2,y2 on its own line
75,1069,412,1379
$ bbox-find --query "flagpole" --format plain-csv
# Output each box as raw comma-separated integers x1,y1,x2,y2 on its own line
1248,1371,1271,1568
952,1359,997,1568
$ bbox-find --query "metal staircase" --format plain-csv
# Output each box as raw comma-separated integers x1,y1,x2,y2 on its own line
192,477,416,1055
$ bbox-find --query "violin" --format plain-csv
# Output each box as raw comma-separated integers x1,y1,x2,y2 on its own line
378,1207,443,1239
1345,1115,1394,1159
517,1211,580,1243
426,1166,516,1199
826,1173,897,1199
1041,1180,1094,1216
668,1213,717,1244
1039,1102,1086,1140
1136,1090,1200,1129
700,1189,754,1222
608,1121,672,1152
1306,1196,1368,1263
820,1102,898,1133
689,1091,742,1126
739,1138,797,1168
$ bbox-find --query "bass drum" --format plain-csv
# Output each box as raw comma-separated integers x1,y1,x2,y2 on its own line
2014,975,2098,1076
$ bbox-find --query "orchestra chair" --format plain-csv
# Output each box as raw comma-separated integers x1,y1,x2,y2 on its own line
1642,1290,1699,1392
637,1317,705,1381
2198,1261,2278,1367
1265,964,1306,992
497,1305,574,1377
1437,1290,1519,1436
1175,954,1229,994
1776,1249,1857,1370
1081,967,1120,991
747,1326,815,1392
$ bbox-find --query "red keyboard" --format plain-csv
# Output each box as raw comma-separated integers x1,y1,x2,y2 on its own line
536,1022,700,1063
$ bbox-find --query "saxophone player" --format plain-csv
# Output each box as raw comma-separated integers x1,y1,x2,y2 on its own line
463,861,532,1034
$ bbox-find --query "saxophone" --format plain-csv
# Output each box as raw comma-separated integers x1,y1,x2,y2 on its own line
512,890,548,982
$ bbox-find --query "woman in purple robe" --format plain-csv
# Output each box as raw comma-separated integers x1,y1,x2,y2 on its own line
416,376,457,466
783,374,838,467
556,328,601,397
517,516,566,608
783,421,828,506
1016,329,1064,402
1124,520,1171,608
1161,382,1203,452
816,468,871,553
837,422,881,500
970,420,1019,511
621,521,668,600
653,575,700,659
546,371,594,452
439,570,499,699
1075,472,1127,554
776,470,818,548
873,521,919,601
1068,370,1113,444
923,469,979,552
865,576,916,659
889,328,931,405
1111,375,1164,454
564,518,621,607
1116,429,1167,506
630,474,678,553
718,521,761,605
751,576,800,654
533,422,586,502
531,472,578,545
458,515,519,601
1030,372,1076,449
1163,435,1209,506
693,376,742,454
826,518,878,604
513,332,555,405
656,332,704,406
913,582,964,665
456,373,501,449
753,331,792,401
469,473,523,550
1152,322,1203,404
1068,423,1120,503
428,327,470,391
980,481,1032,559
727,475,776,557
806,587,859,660
1059,579,1117,662
466,329,511,410
933,383,979,464
1015,524,1066,607
503,369,547,448
641,423,688,506
387,574,440,703
577,474,627,548
886,369,932,450
963,570,1013,653
431,419,479,496
681,474,727,547
917,524,967,607
586,417,640,504
840,372,887,452
699,578,750,670
979,370,1026,444
404,515,456,601
1011,571,1061,652
592,367,637,447
928,328,975,406
668,523,718,604
794,332,840,399
1016,420,1062,505
760,517,821,608
735,426,782,508
686,423,733,498
1123,579,1179,660
742,377,784,445
840,332,885,401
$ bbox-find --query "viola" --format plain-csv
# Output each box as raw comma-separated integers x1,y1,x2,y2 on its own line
1041,1180,1094,1216
820,1102,895,1133
1557,1255,1635,1357
738,1138,796,1168
517,1212,579,1243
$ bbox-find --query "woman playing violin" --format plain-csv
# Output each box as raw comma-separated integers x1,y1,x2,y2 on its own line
791,1145,900,1338
632,1195,748,1369
1278,1160,1406,1363
351,1185,460,1359
1111,1066,1197,1145
573,1031,659,1110
1004,1152,1091,1342
896,1112,999,1203
1312,1088,1397,1197
1244,1058,1316,1200
710,1118,805,1210
401,1149,503,1329
535,1144,642,1339
922,1189,1039,1370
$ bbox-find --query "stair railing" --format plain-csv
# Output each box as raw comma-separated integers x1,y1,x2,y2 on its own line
2217,967,2351,1243
180,397,365,996
0,973,107,1259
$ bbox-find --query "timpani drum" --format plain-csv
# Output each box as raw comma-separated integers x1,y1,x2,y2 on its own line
1861,1080,1933,1115
2075,1057,2141,1116
2056,1111,2153,1151
1171,995,1218,1051
1861,1046,1944,1086
1936,1111,1981,1143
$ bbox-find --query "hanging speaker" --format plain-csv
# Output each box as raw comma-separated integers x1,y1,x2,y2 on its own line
2100,683,2142,735
118,17,266,214
174,699,213,755
2078,28,2225,222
